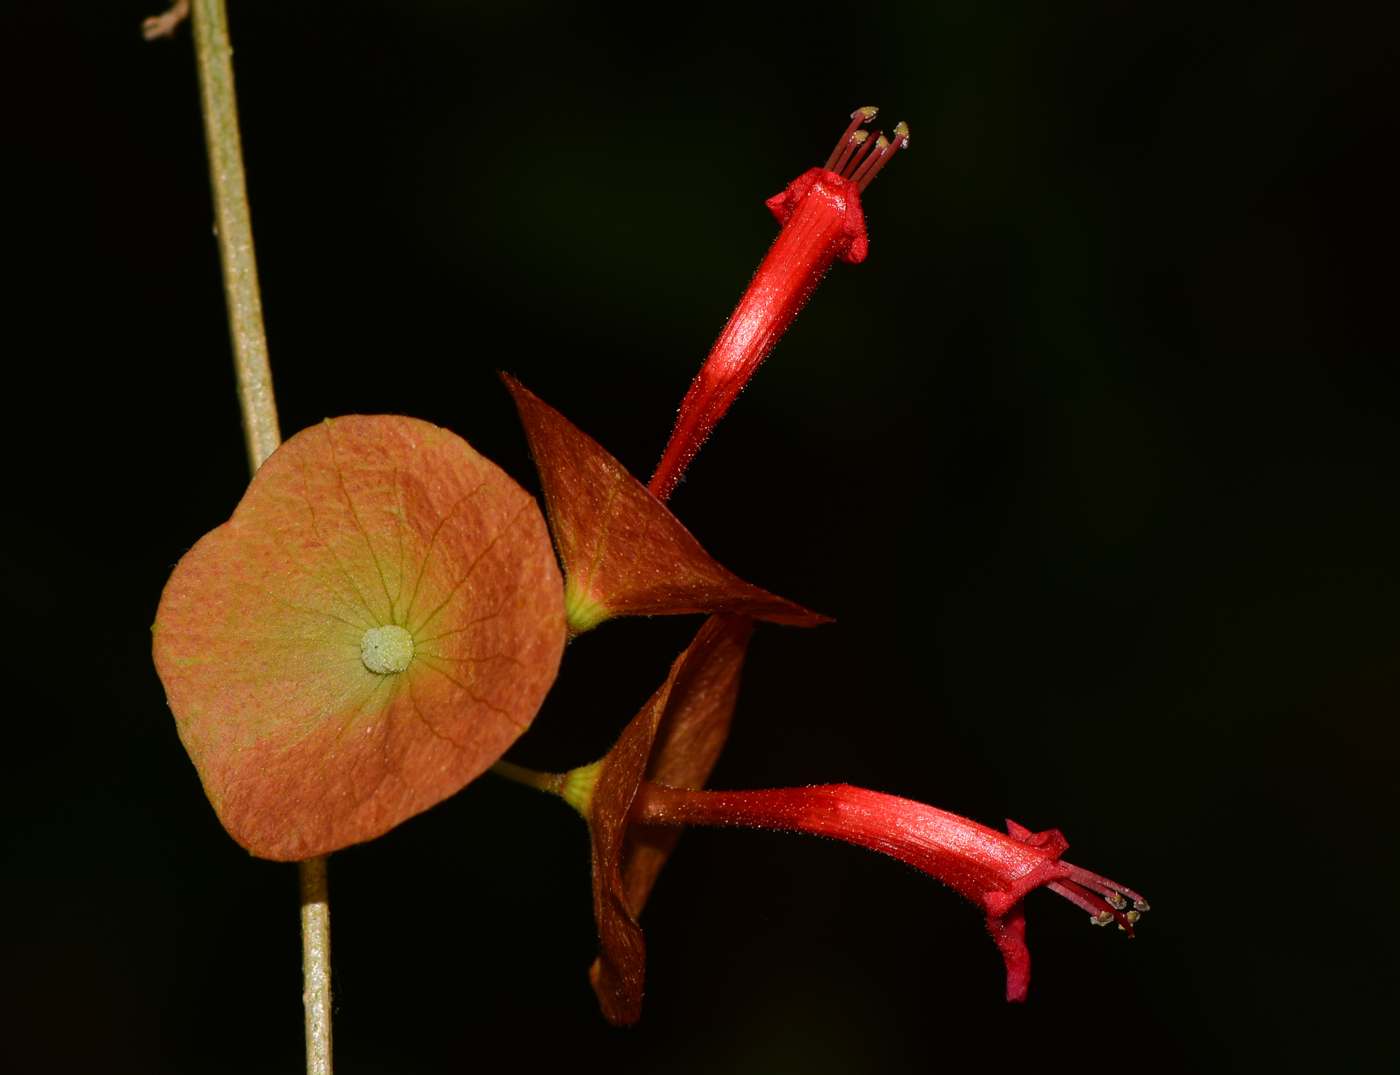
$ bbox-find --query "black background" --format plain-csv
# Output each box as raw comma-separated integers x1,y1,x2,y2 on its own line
9,2,1395,1071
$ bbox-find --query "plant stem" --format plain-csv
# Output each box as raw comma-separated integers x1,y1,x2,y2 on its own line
299,858,333,1075
186,2,327,1070
190,0,280,474
490,759,566,794
492,759,601,817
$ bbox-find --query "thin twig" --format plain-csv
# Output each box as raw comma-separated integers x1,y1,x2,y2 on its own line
179,3,329,1071
190,0,281,474
300,858,334,1075
142,0,189,41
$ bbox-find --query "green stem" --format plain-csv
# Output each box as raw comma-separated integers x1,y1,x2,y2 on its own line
490,760,566,794
191,0,280,474
491,759,601,817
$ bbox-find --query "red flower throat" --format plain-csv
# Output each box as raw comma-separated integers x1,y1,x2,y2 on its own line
493,111,1145,1025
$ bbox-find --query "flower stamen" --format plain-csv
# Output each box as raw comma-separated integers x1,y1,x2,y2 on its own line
1047,877,1143,934
848,134,888,186
823,106,879,170
830,129,868,176
855,121,910,192
844,130,880,176
1064,862,1149,913
1048,880,1123,927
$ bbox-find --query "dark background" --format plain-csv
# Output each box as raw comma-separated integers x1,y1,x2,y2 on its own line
9,1,1395,1071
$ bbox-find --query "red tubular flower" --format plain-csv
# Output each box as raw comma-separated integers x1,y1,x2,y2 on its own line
648,107,910,502
630,782,1148,1003
498,615,1146,1020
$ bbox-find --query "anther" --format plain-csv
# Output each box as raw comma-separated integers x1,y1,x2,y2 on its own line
824,106,880,170
849,135,889,187
1125,910,1141,925
841,130,879,178
1133,898,1151,913
1090,911,1116,927
855,121,910,192
1105,892,1128,910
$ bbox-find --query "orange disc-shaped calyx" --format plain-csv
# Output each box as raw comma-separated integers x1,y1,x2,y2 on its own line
153,415,567,861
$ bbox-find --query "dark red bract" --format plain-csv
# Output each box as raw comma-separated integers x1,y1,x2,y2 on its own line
504,374,828,635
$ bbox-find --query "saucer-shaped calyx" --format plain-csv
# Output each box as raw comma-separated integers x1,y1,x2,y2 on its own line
502,375,829,635
153,415,567,861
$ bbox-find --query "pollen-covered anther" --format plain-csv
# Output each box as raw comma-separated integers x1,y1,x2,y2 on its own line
848,135,887,184
1125,910,1142,925
823,106,880,170
1090,911,1116,927
1105,892,1128,910
360,624,414,674
853,122,910,193
1134,898,1151,912
845,130,880,175
830,129,869,175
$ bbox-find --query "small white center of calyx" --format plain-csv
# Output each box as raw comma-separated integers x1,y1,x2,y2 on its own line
360,625,414,674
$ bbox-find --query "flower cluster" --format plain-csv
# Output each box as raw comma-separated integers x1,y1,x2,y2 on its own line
154,106,1145,1027
493,109,1145,1023
502,613,1146,1022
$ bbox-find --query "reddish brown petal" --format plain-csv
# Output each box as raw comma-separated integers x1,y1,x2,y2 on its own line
585,613,753,1026
502,374,829,634
987,901,1032,1003
152,415,567,860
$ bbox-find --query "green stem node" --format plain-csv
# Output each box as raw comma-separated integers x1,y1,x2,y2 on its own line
491,759,601,818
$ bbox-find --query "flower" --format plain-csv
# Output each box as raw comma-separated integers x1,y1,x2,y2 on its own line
648,107,910,502
629,782,1149,1003
498,614,1146,1022
495,613,756,1025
